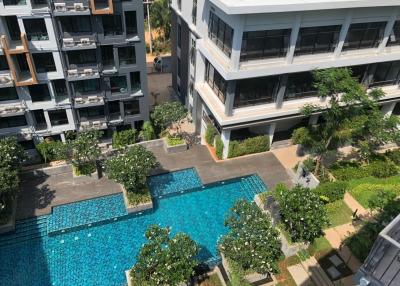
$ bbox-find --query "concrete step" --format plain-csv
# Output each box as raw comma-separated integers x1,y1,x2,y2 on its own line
301,257,334,286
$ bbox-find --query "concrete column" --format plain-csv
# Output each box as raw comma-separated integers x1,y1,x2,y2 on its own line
286,14,302,64
268,123,276,146
221,129,231,159
225,81,236,116
378,9,399,53
44,111,52,129
309,114,319,125
60,133,66,142
230,16,245,71
334,10,353,59
382,102,397,117
275,74,289,109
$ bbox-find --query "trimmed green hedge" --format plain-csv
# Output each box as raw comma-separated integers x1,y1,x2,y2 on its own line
330,160,399,181
205,123,217,145
313,181,347,203
228,135,270,158
215,135,224,160
112,129,138,148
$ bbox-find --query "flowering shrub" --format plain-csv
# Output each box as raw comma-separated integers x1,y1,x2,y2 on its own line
130,225,199,285
71,130,101,175
0,137,26,170
219,200,282,275
274,184,329,243
112,129,138,149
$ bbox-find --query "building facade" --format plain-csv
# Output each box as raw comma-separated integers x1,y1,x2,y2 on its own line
171,0,400,159
0,0,148,157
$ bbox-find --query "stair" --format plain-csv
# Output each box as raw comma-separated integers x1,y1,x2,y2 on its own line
0,216,48,247
240,175,267,200
301,257,334,286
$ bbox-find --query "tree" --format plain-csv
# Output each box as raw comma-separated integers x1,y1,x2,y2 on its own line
0,137,26,170
140,121,156,141
0,167,19,216
291,68,399,173
106,145,158,192
112,129,138,149
130,225,199,286
71,130,101,175
274,184,329,243
219,200,282,275
36,140,70,163
151,101,187,136
150,0,171,44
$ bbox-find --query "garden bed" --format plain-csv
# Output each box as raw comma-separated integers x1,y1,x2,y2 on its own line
163,137,187,154
122,186,153,214
325,200,353,228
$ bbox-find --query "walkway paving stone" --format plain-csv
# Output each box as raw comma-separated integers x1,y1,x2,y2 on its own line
344,192,369,217
287,264,313,286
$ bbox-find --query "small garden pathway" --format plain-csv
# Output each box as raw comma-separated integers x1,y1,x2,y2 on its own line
343,192,369,218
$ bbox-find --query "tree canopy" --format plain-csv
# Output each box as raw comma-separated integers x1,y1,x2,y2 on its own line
150,0,171,43
151,101,187,135
71,130,101,167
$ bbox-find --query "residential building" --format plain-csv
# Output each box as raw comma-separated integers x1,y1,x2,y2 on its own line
355,214,400,286
0,0,148,157
171,0,400,159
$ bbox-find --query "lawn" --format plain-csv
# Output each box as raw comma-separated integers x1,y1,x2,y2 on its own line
307,236,333,257
325,200,353,228
198,273,223,286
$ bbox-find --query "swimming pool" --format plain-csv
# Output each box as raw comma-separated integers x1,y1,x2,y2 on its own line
0,173,266,286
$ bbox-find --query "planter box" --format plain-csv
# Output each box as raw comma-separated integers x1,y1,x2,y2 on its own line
163,137,188,154
125,270,132,286
0,198,17,234
72,170,100,185
121,186,153,214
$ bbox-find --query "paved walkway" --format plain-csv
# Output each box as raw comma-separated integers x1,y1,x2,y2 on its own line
271,145,308,169
344,192,370,219
148,145,293,189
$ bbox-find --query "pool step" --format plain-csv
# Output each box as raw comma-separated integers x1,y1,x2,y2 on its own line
240,176,267,200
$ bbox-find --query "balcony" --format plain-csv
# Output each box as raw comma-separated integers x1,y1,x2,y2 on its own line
31,0,50,11
89,0,113,15
108,112,123,124
67,65,100,81
74,95,105,108
52,0,90,15
0,102,27,117
0,71,13,88
61,35,96,51
79,117,108,131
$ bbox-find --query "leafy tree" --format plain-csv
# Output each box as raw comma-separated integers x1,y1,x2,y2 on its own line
36,140,70,163
0,137,26,170
150,0,171,44
368,189,396,212
151,101,187,136
0,167,19,216
106,145,158,192
274,184,329,243
220,200,282,275
140,121,156,141
130,225,199,286
112,129,138,149
71,130,101,174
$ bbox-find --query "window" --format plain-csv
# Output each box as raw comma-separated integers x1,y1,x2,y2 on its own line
189,77,194,96
102,15,123,36
32,53,56,73
205,61,227,103
370,61,400,87
33,110,46,129
387,21,400,46
0,56,9,71
29,84,51,102
177,23,182,49
285,72,318,100
177,58,181,78
192,0,197,25
0,87,18,101
68,50,96,66
343,22,386,51
241,29,291,61
73,79,100,95
5,16,21,41
393,103,400,116
177,0,181,10
125,11,138,36
234,76,279,108
53,80,68,98
349,64,368,83
60,16,92,34
48,110,69,126
124,100,140,116
110,76,127,93
208,11,233,57
23,19,49,41
118,46,136,65
108,101,120,114
79,106,105,120
0,115,27,129
190,38,196,66
3,0,26,5
130,72,141,91
101,45,114,67
295,25,341,55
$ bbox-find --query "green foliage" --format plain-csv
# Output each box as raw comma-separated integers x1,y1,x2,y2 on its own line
228,135,270,158
151,102,187,134
215,136,224,160
112,129,137,149
368,190,396,212
205,123,217,145
349,182,400,209
140,121,156,141
0,166,19,217
302,158,316,173
330,160,399,180
73,162,96,176
325,200,353,227
307,237,332,257
106,145,158,193
36,140,69,163
130,225,199,286
149,0,171,43
313,181,347,203
366,160,399,178
220,200,282,274
166,136,185,146
0,137,26,170
274,184,329,243
71,130,101,170
226,260,252,286
297,249,310,261
385,149,400,165
126,188,152,206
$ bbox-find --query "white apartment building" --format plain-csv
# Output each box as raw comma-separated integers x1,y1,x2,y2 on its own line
171,0,400,159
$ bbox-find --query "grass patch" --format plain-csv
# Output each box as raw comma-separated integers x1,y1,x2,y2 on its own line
307,237,333,257
198,273,223,286
325,200,353,228
166,136,185,146
126,188,152,206
276,256,300,286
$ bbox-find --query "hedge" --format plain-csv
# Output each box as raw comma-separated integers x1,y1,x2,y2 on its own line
112,129,138,148
205,123,217,146
228,135,270,158
330,160,399,181
313,181,347,203
215,135,224,160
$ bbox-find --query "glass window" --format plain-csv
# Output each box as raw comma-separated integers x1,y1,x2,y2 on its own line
79,106,105,120
190,38,196,66
205,61,227,103
108,101,120,114
124,100,140,116
0,87,18,101
130,72,141,91
110,76,127,93
73,79,100,95
241,29,291,61
0,55,9,71
0,115,27,129
295,25,341,56
370,61,400,87
29,84,51,102
33,110,46,128
32,53,56,73
208,11,233,57
102,15,123,36
387,21,400,46
349,64,368,83
67,50,96,66
118,46,136,65
343,22,386,51
234,76,279,108
101,45,114,67
177,0,181,10
177,23,182,49
285,72,318,100
60,16,92,34
23,19,48,41
5,17,21,41
192,0,197,25
125,11,138,36
53,80,68,97
177,58,181,78
3,0,27,5
48,110,68,126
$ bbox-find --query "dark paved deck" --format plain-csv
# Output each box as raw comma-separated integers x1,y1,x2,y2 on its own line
149,145,292,189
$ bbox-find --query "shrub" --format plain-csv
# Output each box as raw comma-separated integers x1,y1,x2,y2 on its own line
205,123,217,145
112,129,138,148
228,135,270,158
71,130,101,174
313,181,347,203
72,162,96,176
126,188,152,206
330,160,399,180
219,200,282,275
385,149,400,165
139,121,156,141
0,137,26,170
302,158,316,173
215,136,224,160
151,101,187,134
36,141,69,163
365,160,399,178
166,136,185,146
0,166,19,213
349,183,400,209
274,184,329,243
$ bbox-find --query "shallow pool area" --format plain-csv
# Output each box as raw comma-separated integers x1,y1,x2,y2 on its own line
0,172,266,286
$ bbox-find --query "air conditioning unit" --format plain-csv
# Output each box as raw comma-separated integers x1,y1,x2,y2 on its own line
0,75,11,84
74,3,84,11
54,2,66,11
63,38,74,47
92,121,101,127
68,69,78,77
80,38,90,45
83,68,93,76
120,88,127,93
88,96,98,102
75,97,84,104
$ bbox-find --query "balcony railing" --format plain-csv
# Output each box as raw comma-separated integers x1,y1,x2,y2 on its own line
0,102,27,117
61,35,96,50
74,95,104,107
67,65,100,80
79,117,107,130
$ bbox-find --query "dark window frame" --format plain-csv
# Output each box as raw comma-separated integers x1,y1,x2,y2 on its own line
343,22,386,51
208,11,233,57
32,53,56,73
295,25,341,56
205,61,227,104
234,76,280,108
387,21,400,47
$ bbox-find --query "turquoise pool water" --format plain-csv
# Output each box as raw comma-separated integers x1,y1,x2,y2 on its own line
0,173,266,286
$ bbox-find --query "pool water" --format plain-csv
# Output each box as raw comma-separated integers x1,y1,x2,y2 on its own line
0,174,266,286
